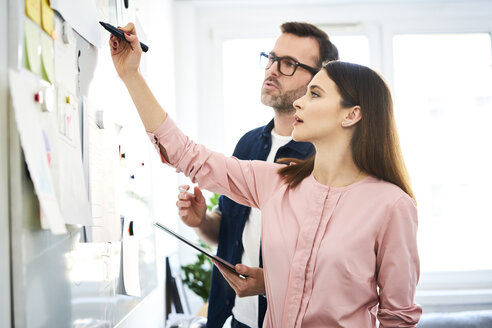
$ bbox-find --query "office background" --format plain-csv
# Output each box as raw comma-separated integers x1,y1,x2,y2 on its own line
1,0,491,327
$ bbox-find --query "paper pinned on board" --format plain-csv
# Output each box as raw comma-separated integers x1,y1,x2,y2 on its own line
40,0,55,37
25,0,42,26
121,219,141,297
40,33,54,83
50,0,101,47
45,87,91,226
24,19,42,76
8,69,66,234
53,15,77,95
83,97,122,242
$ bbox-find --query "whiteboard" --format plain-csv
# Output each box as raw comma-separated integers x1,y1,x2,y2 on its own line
7,0,160,326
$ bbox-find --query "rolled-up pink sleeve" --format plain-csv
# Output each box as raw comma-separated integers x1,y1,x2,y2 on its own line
146,116,279,210
376,196,422,327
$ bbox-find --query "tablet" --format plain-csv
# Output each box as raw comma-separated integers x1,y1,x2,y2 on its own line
153,222,247,279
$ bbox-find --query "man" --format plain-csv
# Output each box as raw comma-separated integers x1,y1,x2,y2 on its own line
176,22,339,328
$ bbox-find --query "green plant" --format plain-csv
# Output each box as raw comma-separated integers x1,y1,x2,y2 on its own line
180,192,219,303
181,240,213,303
206,192,219,211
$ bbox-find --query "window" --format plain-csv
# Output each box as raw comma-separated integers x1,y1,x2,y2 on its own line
393,33,492,273
330,35,370,66
205,9,492,311
221,32,492,304
223,38,276,154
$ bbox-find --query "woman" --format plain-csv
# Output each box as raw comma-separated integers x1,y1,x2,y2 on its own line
109,23,422,327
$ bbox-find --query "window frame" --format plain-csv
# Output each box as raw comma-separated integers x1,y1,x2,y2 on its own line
381,18,492,311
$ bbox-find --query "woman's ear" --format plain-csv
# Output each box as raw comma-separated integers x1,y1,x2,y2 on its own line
341,106,362,127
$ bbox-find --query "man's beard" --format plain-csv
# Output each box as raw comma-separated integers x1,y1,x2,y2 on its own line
261,83,307,113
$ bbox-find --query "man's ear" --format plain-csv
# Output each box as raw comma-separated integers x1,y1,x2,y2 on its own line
341,106,362,127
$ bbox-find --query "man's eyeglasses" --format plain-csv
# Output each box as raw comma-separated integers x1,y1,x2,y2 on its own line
260,52,319,76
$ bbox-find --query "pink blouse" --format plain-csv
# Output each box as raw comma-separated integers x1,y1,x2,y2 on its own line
149,117,422,328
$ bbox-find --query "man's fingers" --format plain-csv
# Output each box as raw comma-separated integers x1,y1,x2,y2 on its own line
213,261,228,280
214,261,233,280
220,269,236,287
216,263,244,286
215,262,262,297
179,185,190,192
235,264,250,275
176,199,191,208
178,185,195,200
178,193,193,201
193,187,205,203
177,192,187,200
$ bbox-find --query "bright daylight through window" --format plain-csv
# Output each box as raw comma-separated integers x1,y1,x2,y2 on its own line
393,33,492,272
223,33,492,274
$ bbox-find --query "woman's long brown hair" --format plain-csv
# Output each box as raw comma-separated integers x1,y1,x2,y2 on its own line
277,61,415,201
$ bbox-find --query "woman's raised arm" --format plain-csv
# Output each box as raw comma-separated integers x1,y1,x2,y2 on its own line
109,22,167,133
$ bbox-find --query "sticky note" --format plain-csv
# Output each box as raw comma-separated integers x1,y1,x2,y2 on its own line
24,19,42,76
41,33,54,82
41,0,54,37
25,0,41,26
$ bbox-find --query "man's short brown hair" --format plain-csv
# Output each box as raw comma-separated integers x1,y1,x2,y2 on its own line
281,22,339,67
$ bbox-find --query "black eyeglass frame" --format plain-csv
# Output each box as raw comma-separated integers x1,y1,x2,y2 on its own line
260,52,319,76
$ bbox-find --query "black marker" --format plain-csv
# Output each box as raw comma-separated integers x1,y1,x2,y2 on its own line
99,21,149,52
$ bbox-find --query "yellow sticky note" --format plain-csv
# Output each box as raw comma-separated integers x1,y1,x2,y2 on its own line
41,33,54,83
25,0,41,26
24,19,42,76
41,0,54,37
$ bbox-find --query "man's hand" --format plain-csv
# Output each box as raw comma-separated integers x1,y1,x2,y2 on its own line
214,261,266,298
176,185,207,228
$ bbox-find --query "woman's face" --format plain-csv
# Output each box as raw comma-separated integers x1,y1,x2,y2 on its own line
292,70,349,143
